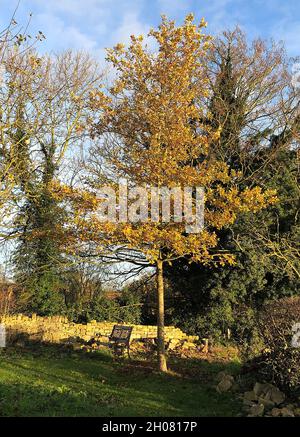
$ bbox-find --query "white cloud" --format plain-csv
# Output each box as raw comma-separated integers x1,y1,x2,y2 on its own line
158,0,194,14
33,12,99,52
112,12,150,45
16,0,151,55
200,0,241,32
29,0,109,21
273,22,300,56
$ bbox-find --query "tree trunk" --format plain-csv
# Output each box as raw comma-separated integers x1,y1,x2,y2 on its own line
156,258,168,372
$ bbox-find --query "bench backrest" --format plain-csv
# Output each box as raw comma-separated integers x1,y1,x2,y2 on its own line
110,325,133,344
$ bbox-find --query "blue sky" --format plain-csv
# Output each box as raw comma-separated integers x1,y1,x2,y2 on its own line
0,0,299,61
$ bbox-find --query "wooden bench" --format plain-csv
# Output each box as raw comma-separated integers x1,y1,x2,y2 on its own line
108,325,133,358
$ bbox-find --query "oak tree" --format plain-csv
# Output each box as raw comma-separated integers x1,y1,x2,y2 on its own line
58,15,277,371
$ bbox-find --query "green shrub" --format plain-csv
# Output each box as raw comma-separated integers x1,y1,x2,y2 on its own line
67,290,142,325
16,271,66,316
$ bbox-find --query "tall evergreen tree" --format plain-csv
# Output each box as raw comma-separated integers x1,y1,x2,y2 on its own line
164,29,300,339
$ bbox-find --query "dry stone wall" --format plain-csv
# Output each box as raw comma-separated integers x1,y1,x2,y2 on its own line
0,314,198,345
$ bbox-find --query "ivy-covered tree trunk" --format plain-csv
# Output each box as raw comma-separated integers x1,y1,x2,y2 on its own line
12,120,65,315
156,258,167,373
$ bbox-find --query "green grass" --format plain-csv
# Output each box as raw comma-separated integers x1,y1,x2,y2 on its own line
0,345,241,417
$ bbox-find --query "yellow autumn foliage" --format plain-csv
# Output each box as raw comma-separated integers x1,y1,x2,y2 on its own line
56,15,277,267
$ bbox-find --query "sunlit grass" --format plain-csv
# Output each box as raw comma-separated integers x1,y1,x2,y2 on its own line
0,346,241,417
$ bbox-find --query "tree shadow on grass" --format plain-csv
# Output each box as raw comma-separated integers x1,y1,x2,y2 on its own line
0,340,242,417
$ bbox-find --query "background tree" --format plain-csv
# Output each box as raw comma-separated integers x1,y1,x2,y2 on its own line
164,28,300,342
0,12,45,235
0,46,103,314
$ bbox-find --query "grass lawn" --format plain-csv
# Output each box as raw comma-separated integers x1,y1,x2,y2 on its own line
0,345,242,417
